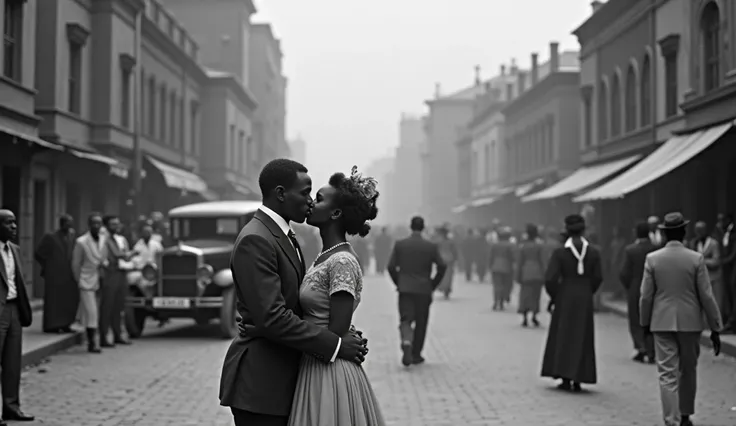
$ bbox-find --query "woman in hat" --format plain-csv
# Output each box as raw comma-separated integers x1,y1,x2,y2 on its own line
516,224,545,327
541,214,603,392
489,227,515,310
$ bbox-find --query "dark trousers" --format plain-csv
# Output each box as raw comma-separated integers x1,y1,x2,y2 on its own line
0,302,22,412
398,293,432,357
232,407,288,426
464,260,473,281
99,271,127,342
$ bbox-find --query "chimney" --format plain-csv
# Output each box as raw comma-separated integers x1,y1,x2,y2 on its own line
550,41,560,72
518,71,527,93
434,82,441,99
591,1,604,13
505,83,513,101
510,58,518,75
474,65,481,86
500,64,506,76
531,53,539,85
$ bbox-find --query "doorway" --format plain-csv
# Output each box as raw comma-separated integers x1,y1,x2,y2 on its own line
32,179,48,299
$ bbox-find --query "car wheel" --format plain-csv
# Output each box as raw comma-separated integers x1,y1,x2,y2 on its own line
126,307,147,338
219,287,237,339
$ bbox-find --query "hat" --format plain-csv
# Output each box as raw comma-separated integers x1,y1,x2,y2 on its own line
658,212,690,230
564,214,586,233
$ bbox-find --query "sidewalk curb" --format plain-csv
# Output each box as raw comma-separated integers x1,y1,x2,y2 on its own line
22,332,84,369
599,299,736,359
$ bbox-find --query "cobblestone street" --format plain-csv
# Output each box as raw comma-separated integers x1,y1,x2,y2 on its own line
17,274,736,426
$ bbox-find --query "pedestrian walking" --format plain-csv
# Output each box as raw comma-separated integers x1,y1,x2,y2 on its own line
688,221,724,322
387,216,447,367
99,215,134,347
460,229,475,281
619,221,656,363
541,214,602,392
434,226,458,300
34,214,79,333
489,227,514,311
71,212,108,353
0,210,35,424
640,212,723,426
517,224,545,327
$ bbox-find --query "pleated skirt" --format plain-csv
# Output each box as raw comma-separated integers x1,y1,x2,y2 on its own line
288,354,386,426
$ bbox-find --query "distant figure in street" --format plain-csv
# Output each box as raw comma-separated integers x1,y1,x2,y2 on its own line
0,210,35,424
72,213,108,353
373,227,393,274
474,229,490,282
541,214,602,392
619,222,656,363
489,227,515,311
640,212,723,426
717,213,736,331
387,216,447,367
460,229,475,281
34,214,79,333
648,216,664,247
688,221,724,325
517,224,545,327
434,226,458,300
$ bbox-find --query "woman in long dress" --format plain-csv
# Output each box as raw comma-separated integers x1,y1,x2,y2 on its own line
541,214,602,392
288,166,386,426
516,224,545,327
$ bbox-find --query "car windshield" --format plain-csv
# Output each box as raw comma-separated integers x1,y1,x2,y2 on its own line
171,215,248,240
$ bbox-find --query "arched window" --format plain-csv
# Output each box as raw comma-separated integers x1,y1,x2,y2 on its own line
640,55,651,126
625,65,637,132
702,2,721,92
598,81,608,142
610,74,621,137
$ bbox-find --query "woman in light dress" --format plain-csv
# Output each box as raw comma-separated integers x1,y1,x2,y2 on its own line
288,166,386,426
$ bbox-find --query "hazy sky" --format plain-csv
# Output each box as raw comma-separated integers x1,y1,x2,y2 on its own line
253,0,592,188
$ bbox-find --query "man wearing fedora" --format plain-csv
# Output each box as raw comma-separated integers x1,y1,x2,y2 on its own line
640,212,723,426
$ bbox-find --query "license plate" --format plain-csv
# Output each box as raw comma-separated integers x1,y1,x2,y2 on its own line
153,297,191,309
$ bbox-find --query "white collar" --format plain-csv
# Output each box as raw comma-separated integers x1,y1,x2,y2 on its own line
259,205,293,237
564,237,589,275
0,240,8,251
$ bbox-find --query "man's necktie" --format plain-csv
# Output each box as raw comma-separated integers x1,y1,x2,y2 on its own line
287,230,305,272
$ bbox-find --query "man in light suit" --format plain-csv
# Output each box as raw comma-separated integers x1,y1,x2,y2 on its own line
640,212,723,426
71,212,108,353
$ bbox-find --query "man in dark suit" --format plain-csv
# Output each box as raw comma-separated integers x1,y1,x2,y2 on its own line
0,210,34,424
619,221,656,363
387,216,447,367
219,160,368,426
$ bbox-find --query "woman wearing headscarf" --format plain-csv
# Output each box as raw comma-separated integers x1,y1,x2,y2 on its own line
489,227,515,310
541,214,602,392
516,224,545,327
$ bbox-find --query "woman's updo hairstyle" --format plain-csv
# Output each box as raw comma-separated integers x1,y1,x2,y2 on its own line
328,166,379,237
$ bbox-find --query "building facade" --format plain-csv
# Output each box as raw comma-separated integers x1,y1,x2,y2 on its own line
387,114,425,225
289,137,307,164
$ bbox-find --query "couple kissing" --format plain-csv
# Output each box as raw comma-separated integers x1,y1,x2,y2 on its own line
219,159,386,426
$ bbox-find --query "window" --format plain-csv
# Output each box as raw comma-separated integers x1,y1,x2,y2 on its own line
598,81,608,142
120,54,135,129
581,86,593,147
484,143,490,183
610,74,621,138
190,101,199,155
640,55,651,126
490,140,496,180
665,54,678,117
170,92,177,146
3,0,22,80
239,130,246,174
148,77,156,136
702,2,721,92
68,43,82,114
625,65,637,132
159,86,167,142
229,125,236,170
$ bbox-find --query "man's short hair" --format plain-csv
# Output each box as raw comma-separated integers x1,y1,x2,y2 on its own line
88,212,103,224
258,159,308,198
102,215,119,227
410,216,424,232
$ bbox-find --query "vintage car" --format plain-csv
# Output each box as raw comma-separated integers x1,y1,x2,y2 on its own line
125,200,261,339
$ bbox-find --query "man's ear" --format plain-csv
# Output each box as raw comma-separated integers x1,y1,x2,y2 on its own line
274,186,286,202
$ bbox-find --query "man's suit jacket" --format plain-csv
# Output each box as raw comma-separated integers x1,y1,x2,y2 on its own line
387,233,447,294
71,232,108,291
219,209,340,416
688,236,721,282
0,242,33,327
619,239,656,295
640,241,723,332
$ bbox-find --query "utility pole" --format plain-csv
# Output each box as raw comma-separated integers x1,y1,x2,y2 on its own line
132,10,143,220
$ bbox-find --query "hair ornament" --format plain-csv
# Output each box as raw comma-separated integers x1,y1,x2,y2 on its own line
349,165,379,204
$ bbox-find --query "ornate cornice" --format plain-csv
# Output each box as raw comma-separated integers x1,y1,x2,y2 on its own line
119,53,136,72
66,23,90,46
658,33,680,57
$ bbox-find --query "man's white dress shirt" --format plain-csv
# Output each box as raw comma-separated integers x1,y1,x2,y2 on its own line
0,241,18,300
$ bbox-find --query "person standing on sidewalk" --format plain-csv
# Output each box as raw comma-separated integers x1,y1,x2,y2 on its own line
489,227,515,311
99,215,134,347
387,216,447,367
0,210,35,424
639,212,723,426
619,221,656,363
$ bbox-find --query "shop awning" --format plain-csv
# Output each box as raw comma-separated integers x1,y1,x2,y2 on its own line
522,154,641,202
146,156,208,193
451,204,468,214
0,124,63,151
68,149,119,166
515,178,545,197
574,121,733,202
469,196,497,207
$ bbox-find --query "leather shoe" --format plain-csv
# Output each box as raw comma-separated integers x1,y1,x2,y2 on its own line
412,356,425,365
3,410,34,421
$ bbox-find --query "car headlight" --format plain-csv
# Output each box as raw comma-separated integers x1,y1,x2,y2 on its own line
197,264,214,282
142,263,158,281
212,269,233,287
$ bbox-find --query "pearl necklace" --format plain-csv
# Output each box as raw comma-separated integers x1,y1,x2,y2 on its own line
318,241,351,258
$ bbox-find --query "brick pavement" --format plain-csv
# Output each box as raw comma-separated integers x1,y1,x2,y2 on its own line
16,274,736,426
